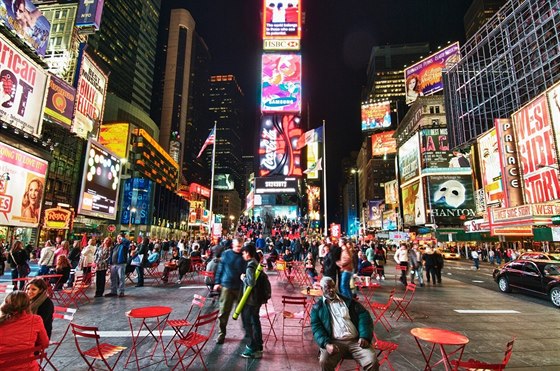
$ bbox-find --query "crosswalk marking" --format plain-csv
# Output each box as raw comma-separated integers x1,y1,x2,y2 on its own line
454,309,519,314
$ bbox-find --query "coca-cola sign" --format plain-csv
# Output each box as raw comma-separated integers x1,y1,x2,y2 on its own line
258,114,302,176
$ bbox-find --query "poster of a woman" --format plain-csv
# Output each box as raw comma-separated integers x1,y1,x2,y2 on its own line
20,177,43,222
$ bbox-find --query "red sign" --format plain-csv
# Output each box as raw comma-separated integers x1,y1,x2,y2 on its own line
189,183,210,198
43,207,73,230
330,223,341,238
258,114,302,177
107,224,116,233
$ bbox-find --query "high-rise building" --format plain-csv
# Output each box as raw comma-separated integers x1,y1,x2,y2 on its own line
464,0,507,41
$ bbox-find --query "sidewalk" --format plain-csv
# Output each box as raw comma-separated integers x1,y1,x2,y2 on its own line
2,260,559,370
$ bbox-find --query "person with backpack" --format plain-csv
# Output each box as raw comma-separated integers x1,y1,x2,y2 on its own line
239,243,264,359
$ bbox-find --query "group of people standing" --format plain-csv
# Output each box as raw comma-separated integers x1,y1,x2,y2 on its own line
394,243,444,286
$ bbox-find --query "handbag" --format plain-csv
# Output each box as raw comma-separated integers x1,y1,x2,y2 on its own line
131,254,143,266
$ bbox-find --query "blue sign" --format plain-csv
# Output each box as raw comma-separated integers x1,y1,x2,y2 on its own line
120,178,152,225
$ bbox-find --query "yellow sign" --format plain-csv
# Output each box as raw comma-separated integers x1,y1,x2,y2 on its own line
99,123,130,159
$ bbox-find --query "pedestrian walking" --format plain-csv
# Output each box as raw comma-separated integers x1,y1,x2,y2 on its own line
239,244,263,359
472,249,480,270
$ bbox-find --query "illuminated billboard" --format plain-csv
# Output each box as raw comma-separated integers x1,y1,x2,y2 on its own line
306,142,319,179
78,140,122,220
427,174,476,224
76,0,105,31
0,141,48,228
398,133,420,184
477,128,504,206
361,101,391,131
258,114,302,176
371,130,396,157
261,54,302,113
44,74,76,128
120,178,152,225
0,0,50,56
307,185,320,220
214,173,235,190
262,0,301,40
0,34,48,137
384,180,398,205
73,53,108,139
420,127,453,169
99,123,130,160
404,42,460,105
512,94,560,204
401,180,425,226
547,82,560,161
255,176,298,194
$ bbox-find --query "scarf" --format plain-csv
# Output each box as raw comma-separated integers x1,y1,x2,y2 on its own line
29,290,49,314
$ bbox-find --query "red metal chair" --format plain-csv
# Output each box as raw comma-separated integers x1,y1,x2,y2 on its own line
370,289,395,332
452,337,515,370
0,283,14,295
70,323,127,370
56,273,92,308
374,332,398,371
144,261,163,285
360,266,375,277
259,302,278,345
42,306,77,370
281,295,309,341
0,345,46,369
165,294,207,355
390,282,416,321
171,309,219,371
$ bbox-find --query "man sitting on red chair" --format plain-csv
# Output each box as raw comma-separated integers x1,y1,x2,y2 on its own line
310,276,379,371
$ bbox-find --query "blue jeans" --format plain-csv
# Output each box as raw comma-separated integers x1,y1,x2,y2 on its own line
136,265,144,285
241,304,263,351
340,271,352,298
110,264,126,294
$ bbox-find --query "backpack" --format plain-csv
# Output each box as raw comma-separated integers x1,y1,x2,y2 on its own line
253,270,272,305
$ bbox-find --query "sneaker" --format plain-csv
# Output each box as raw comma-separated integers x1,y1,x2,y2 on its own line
104,293,117,297
119,293,125,297
176,279,182,284
241,346,262,359
381,276,385,280
216,334,225,344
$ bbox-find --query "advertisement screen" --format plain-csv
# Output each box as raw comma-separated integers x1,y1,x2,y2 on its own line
382,210,397,231
78,140,122,220
398,133,420,184
255,176,298,194
477,128,504,206
214,173,235,190
420,127,452,168
306,142,319,179
44,74,76,128
98,123,129,160
120,178,152,225
361,101,391,131
427,175,476,224
307,185,320,220
384,180,398,205
0,34,48,137
73,53,108,139
261,54,301,113
513,94,560,204
404,42,460,105
368,200,384,229
0,0,50,56
262,0,300,39
76,0,105,30
0,141,48,227
401,181,425,226
371,130,396,157
258,114,302,176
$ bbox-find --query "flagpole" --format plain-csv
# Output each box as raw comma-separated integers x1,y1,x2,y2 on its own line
208,121,217,236
322,120,328,236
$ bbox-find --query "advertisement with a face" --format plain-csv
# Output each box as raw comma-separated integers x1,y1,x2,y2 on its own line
258,114,302,177
404,42,460,105
0,141,47,227
477,128,504,206
512,94,560,204
401,181,426,226
120,178,152,225
214,173,235,190
494,118,523,207
73,53,108,139
368,200,384,229
0,34,48,137
420,127,452,169
398,133,420,184
262,0,300,39
427,175,476,224
44,74,76,128
384,180,398,205
98,123,129,160
76,0,105,31
371,131,396,157
261,54,301,113
78,140,121,220
0,0,50,56
361,101,391,131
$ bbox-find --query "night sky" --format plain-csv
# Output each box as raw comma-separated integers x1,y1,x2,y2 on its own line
176,0,474,222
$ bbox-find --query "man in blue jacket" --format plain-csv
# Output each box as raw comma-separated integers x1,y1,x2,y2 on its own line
213,237,247,344
105,233,130,298
311,276,378,371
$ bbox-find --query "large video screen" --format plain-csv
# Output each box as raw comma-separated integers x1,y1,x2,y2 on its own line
258,114,302,176
0,0,50,56
361,101,391,131
371,130,396,157
262,0,301,39
404,42,460,105
261,54,302,113
78,140,122,220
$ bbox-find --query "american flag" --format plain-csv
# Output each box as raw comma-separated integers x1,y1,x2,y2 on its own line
197,126,216,158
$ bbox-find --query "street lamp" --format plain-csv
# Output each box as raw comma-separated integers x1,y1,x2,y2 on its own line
229,215,235,231
128,207,137,234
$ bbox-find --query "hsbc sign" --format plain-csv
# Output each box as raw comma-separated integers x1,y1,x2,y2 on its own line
263,39,301,51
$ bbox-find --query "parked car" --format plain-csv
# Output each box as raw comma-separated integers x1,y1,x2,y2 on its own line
441,248,460,260
493,259,560,308
519,252,560,261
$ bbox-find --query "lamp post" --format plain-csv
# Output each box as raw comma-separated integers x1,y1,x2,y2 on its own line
229,215,235,232
128,207,137,235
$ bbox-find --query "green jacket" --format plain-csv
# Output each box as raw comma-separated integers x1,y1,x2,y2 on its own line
310,294,373,349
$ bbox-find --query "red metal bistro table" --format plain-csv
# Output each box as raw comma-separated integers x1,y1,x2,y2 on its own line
125,306,172,369
411,327,469,371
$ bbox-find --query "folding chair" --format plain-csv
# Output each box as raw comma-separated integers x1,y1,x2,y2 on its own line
165,294,207,355
172,309,219,371
190,256,205,274
259,302,278,345
71,323,127,371
370,289,395,332
390,282,416,322
452,337,515,371
56,274,92,308
281,295,309,341
0,283,14,295
145,261,163,284
360,266,375,277
0,346,46,369
275,260,287,282
42,306,77,370
374,332,398,371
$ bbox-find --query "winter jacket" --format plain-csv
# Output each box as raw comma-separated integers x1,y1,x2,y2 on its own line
80,244,96,268
0,312,49,370
215,249,246,290
242,258,259,306
311,294,373,349
38,246,56,267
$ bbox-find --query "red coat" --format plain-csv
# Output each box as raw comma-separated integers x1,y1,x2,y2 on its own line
0,312,49,370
